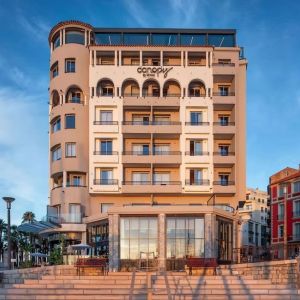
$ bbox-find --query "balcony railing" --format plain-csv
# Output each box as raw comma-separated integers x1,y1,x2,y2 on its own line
93,151,118,155
123,181,181,185
47,213,82,224
93,121,118,125
188,93,206,98
122,121,181,125
123,93,140,97
94,179,118,185
185,122,210,126
213,92,235,96
185,151,209,156
65,183,87,187
212,62,235,67
185,179,210,186
162,93,181,97
213,181,235,186
123,151,181,155
213,152,235,156
213,122,235,126
66,99,84,104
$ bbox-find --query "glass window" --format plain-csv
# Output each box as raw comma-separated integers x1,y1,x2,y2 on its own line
100,140,112,155
51,117,61,133
190,112,202,125
100,111,113,124
208,34,235,47
153,144,170,155
166,217,204,258
101,203,113,213
218,86,229,96
219,174,229,185
278,185,286,197
219,145,229,156
180,34,206,46
53,34,60,49
278,225,284,238
52,145,61,161
294,181,300,193
65,114,75,129
278,203,284,220
190,140,203,156
69,204,81,223
189,169,203,185
120,217,158,260
51,62,58,78
65,143,76,157
132,172,149,184
294,223,300,239
124,33,149,45
100,169,113,185
219,115,229,126
153,173,170,184
132,144,149,155
65,58,76,73
65,30,85,45
95,33,122,45
294,201,300,217
152,34,177,46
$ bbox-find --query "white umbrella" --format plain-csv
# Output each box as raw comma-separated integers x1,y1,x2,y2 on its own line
71,243,92,250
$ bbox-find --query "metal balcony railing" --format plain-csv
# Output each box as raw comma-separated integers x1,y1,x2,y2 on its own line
123,151,181,156
213,92,235,96
123,93,140,97
185,122,210,126
212,62,235,67
93,151,118,155
185,151,209,156
94,179,118,185
122,181,181,185
66,99,84,104
93,121,118,125
47,213,82,224
122,121,181,125
213,152,235,156
213,122,235,126
293,211,300,218
213,181,235,186
185,179,210,186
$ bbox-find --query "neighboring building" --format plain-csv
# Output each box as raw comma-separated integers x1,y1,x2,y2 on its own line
47,20,247,270
239,188,270,248
269,166,300,259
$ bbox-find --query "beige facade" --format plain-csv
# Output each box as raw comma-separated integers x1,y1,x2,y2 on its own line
47,21,247,268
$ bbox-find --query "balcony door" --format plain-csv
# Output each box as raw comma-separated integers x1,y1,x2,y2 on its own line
100,111,113,123
153,173,170,184
100,170,113,185
190,112,202,125
153,115,170,125
69,204,81,223
190,140,202,155
100,140,112,155
219,174,229,186
132,144,149,155
190,169,202,185
132,115,150,125
154,144,170,155
219,145,229,156
132,172,149,185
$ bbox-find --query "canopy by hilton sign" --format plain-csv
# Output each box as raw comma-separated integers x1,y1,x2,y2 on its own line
137,66,173,78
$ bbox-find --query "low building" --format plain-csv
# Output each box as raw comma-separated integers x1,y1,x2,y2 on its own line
269,166,300,259
239,188,270,248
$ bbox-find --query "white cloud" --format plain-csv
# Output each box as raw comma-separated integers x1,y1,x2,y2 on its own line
122,0,151,27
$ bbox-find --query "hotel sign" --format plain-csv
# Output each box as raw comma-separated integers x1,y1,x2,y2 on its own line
137,67,173,78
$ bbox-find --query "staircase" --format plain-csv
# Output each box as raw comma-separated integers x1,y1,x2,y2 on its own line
1,270,300,300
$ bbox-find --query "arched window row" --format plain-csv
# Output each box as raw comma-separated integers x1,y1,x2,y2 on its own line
94,78,207,98
51,86,84,108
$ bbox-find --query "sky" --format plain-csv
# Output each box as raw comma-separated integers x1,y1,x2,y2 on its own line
0,0,299,224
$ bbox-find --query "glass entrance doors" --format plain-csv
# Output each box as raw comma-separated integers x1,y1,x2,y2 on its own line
217,218,233,263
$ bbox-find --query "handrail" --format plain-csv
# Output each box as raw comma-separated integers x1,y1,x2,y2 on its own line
185,179,210,186
185,151,209,156
93,121,118,125
185,122,210,125
94,179,118,185
213,152,235,156
213,122,235,126
213,181,235,186
213,92,235,96
93,151,118,155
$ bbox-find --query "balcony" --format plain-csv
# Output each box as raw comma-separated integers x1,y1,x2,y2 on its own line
122,181,182,194
50,185,87,207
92,179,119,193
213,152,236,164
122,151,181,164
212,62,236,75
184,179,211,193
93,121,119,133
123,96,180,107
122,121,181,134
184,122,210,134
93,151,119,163
47,213,83,224
213,92,235,105
184,151,210,164
213,181,236,194
213,122,236,135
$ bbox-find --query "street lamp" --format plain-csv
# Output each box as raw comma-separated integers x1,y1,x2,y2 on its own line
2,197,15,269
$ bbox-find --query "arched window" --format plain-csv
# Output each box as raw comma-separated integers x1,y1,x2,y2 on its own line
142,79,160,97
52,90,60,107
96,79,114,97
163,80,181,97
66,86,83,104
122,79,140,97
188,80,206,97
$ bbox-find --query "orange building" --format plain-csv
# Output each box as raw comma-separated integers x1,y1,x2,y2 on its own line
47,21,247,270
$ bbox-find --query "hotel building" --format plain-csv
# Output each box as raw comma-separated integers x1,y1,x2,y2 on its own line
47,20,247,270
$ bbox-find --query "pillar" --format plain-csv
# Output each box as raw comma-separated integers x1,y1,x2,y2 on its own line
109,214,120,271
158,213,166,271
233,219,240,263
204,214,216,258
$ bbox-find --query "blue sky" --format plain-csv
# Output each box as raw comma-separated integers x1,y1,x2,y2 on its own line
0,0,299,224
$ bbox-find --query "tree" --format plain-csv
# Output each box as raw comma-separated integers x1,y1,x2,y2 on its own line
0,219,7,262
21,212,36,224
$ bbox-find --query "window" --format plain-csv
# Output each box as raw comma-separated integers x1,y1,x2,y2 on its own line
132,144,149,155
219,115,229,126
218,86,229,96
53,34,60,49
101,203,113,213
190,112,202,125
69,204,81,223
190,140,203,156
294,181,300,193
65,114,75,129
52,145,61,161
167,217,204,258
219,174,229,186
132,115,150,125
132,172,149,184
65,143,76,157
294,200,300,217
294,223,300,239
246,205,252,210
67,175,82,186
100,111,113,124
120,217,158,260
66,88,82,104
262,199,264,203
278,184,286,197
100,140,113,155
189,169,203,185
100,170,113,185
51,62,58,78
278,203,284,220
153,115,170,125
65,30,84,45
265,208,267,213
51,117,61,133
261,207,263,212
153,144,170,155
278,225,284,238
65,58,76,73
219,145,229,156
153,173,170,184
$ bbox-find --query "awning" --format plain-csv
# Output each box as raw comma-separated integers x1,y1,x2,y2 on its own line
18,220,60,234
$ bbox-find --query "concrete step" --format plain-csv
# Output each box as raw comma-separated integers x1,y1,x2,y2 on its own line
2,296,146,300
151,296,299,300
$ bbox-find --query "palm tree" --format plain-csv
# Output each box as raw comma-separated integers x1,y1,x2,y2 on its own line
22,212,36,224
0,219,7,262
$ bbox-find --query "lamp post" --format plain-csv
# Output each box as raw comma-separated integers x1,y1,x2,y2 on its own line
2,197,15,269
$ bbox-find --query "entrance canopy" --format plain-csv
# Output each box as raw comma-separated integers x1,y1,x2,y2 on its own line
18,220,60,234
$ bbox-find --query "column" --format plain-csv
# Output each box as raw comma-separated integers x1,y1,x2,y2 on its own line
115,50,118,66
109,214,120,271
158,213,166,271
160,51,163,66
84,30,87,46
181,51,184,67
93,50,96,67
59,30,63,46
63,28,66,44
233,219,240,263
62,170,67,188
204,213,216,258
206,52,208,67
